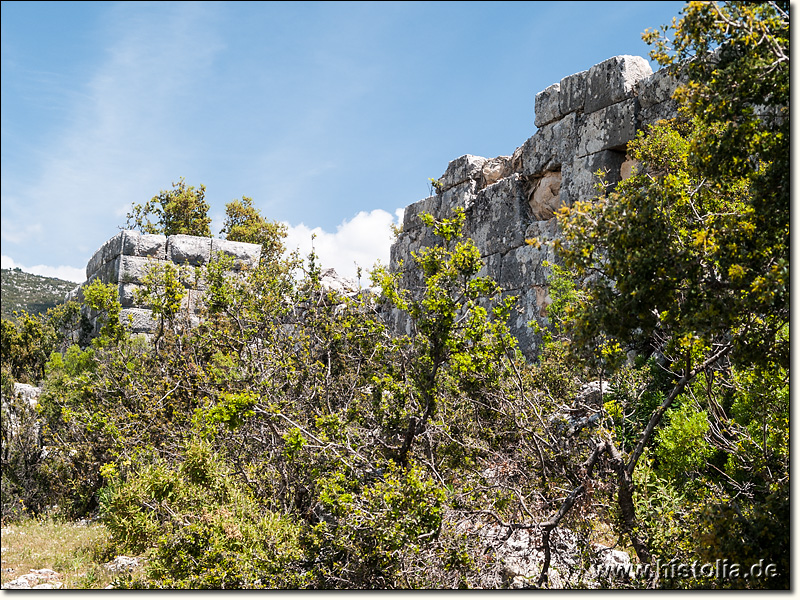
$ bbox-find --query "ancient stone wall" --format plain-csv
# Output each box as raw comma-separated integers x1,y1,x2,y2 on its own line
67,231,261,338
389,55,680,359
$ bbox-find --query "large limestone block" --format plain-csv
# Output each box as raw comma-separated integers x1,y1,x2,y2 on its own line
127,233,167,259
401,180,477,233
559,69,589,115
528,171,564,221
402,195,442,232
636,67,680,108
86,231,126,279
118,283,142,308
577,97,638,157
210,239,262,270
561,151,626,206
167,235,212,266
439,155,487,191
513,112,579,177
118,255,170,285
585,55,652,114
464,175,528,256
534,83,562,128
120,308,156,334
639,99,679,129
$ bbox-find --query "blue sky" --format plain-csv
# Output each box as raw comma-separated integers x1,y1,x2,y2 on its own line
2,1,686,283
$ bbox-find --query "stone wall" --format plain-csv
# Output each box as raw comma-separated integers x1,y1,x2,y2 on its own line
389,56,680,359
67,231,261,338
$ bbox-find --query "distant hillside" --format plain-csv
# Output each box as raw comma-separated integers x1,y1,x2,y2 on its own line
1,268,78,321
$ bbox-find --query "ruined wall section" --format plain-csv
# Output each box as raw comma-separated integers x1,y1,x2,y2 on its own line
389,56,680,359
67,231,261,338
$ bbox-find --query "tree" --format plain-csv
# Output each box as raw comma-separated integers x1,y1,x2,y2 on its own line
220,196,287,264
547,0,788,588
126,178,212,237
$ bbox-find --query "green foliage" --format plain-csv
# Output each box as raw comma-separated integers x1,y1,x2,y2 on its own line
125,178,212,237
100,439,307,589
220,196,287,264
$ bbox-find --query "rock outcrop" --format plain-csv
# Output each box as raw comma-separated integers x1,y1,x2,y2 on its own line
389,56,680,358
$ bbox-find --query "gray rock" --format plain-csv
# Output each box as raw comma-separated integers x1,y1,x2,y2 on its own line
534,83,562,128
575,380,611,407
439,154,487,191
515,112,579,177
559,69,589,115
577,97,639,157
465,175,528,257
167,235,212,266
211,238,262,270
585,55,652,114
636,66,680,109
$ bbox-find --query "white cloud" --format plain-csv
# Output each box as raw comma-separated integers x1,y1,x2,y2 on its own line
1,255,85,284
283,208,403,282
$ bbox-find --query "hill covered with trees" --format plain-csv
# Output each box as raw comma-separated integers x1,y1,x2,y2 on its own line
1,268,78,321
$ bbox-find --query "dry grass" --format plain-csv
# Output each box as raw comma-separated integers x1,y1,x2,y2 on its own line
0,518,137,589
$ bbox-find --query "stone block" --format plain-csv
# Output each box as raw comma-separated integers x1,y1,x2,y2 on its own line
402,195,442,232
118,283,142,308
86,232,124,279
120,308,156,334
515,112,579,177
561,151,626,206
534,83,561,128
118,255,170,285
585,55,652,114
559,69,588,115
135,234,168,259
577,97,638,157
465,175,528,256
639,99,679,130
636,66,680,108
167,235,212,266
439,155,487,191
210,239,262,270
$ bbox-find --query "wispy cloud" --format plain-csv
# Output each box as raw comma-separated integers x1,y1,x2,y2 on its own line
1,2,225,267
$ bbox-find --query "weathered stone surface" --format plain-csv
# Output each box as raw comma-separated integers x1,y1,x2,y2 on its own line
118,255,172,285
211,238,262,270
620,157,639,180
559,69,588,115
481,156,512,188
639,98,680,129
167,235,212,266
86,231,125,279
12,383,41,408
636,66,679,108
515,112,579,177
534,83,561,128
120,308,156,334
104,556,140,574
118,283,141,308
528,171,563,221
577,97,638,157
561,150,626,206
439,154,487,191
585,55,652,114
465,175,528,257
